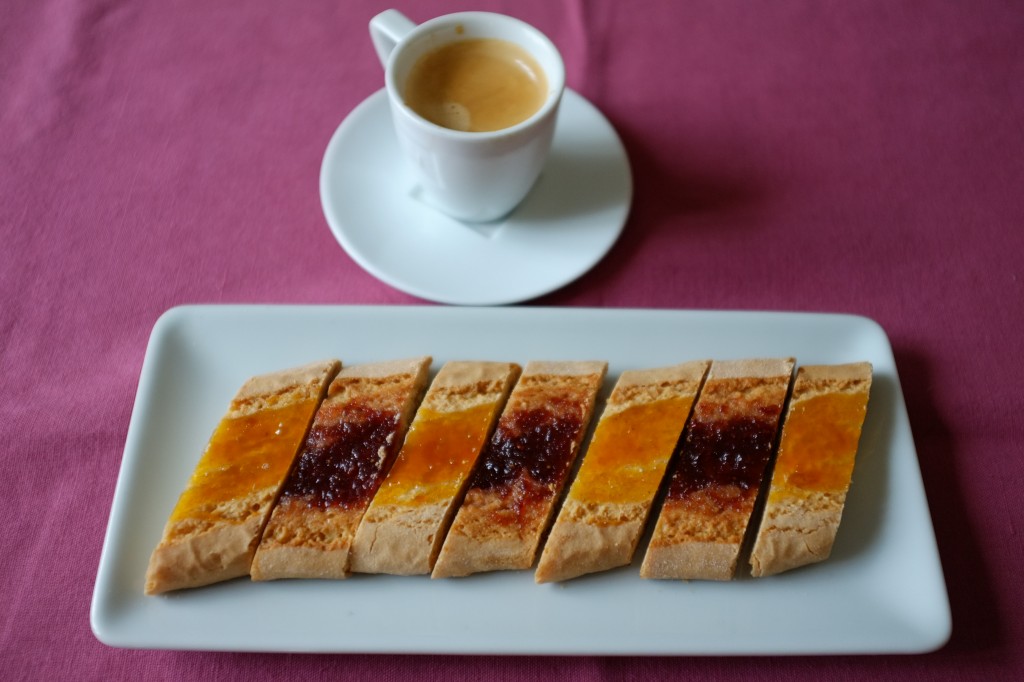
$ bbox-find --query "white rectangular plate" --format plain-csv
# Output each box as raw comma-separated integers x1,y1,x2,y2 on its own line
92,306,950,655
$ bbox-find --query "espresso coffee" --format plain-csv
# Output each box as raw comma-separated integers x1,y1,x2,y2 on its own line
403,38,548,133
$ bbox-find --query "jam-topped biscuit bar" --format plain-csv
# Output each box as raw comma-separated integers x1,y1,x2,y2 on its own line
432,361,606,578
349,362,520,575
641,358,794,581
145,359,340,594
250,358,430,581
750,363,872,577
536,361,710,583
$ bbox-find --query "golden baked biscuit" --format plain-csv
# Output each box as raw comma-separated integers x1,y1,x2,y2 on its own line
536,361,709,583
749,363,872,577
349,362,520,575
250,358,430,581
145,359,340,594
433,361,606,578
641,358,793,581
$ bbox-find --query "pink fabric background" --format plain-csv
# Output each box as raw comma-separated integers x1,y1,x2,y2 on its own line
2,0,1022,678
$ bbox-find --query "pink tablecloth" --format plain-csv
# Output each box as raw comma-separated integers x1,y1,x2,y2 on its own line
2,0,1022,678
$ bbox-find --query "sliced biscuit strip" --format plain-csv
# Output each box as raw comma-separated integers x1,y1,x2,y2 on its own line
432,361,607,578
145,359,341,594
349,362,520,575
641,358,794,581
250,357,430,581
535,361,709,583
749,363,872,577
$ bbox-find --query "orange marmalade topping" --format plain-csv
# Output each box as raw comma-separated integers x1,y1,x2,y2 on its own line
373,403,498,507
771,391,869,494
568,398,691,506
170,399,318,523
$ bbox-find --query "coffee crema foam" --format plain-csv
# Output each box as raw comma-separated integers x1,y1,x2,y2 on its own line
403,38,548,133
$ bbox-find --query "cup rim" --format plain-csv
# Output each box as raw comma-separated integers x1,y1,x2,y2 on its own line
384,11,566,141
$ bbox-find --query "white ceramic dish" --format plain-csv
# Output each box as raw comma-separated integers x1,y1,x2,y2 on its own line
319,90,632,305
92,306,950,654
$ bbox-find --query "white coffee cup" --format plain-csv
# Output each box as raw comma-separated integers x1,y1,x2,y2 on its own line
370,9,566,223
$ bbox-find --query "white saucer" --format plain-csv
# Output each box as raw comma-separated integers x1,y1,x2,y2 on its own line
319,89,632,305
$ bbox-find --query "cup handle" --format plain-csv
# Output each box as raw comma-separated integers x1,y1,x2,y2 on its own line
370,9,417,68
